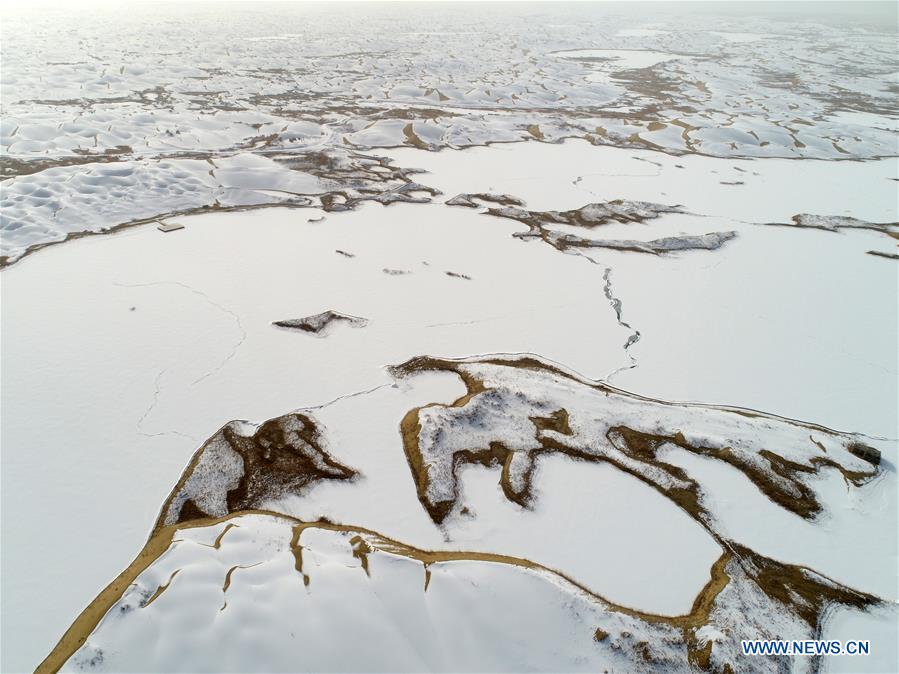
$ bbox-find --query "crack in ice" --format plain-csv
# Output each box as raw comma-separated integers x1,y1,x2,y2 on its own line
138,429,199,442
299,382,396,413
113,280,247,386
132,368,198,441
601,267,641,382
136,368,167,429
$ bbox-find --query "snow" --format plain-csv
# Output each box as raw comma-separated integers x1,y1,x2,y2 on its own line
1,1,896,258
272,310,368,336
385,140,898,437
58,511,892,674
2,2,897,671
660,447,897,601
553,48,689,72
59,514,659,673
0,149,419,265
271,380,723,616
0,202,628,669
386,139,898,223
390,355,887,540
616,29,671,38
823,604,899,674
4,142,896,672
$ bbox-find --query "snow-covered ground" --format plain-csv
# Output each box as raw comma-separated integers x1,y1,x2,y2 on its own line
5,179,896,672
386,140,898,437
1,201,633,669
2,2,897,673
48,512,894,674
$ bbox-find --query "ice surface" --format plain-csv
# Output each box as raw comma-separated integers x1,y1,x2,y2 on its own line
2,2,897,672
4,186,896,671
386,140,898,437
1,203,632,669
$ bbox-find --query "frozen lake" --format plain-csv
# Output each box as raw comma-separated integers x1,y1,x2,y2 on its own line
1,2,897,673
